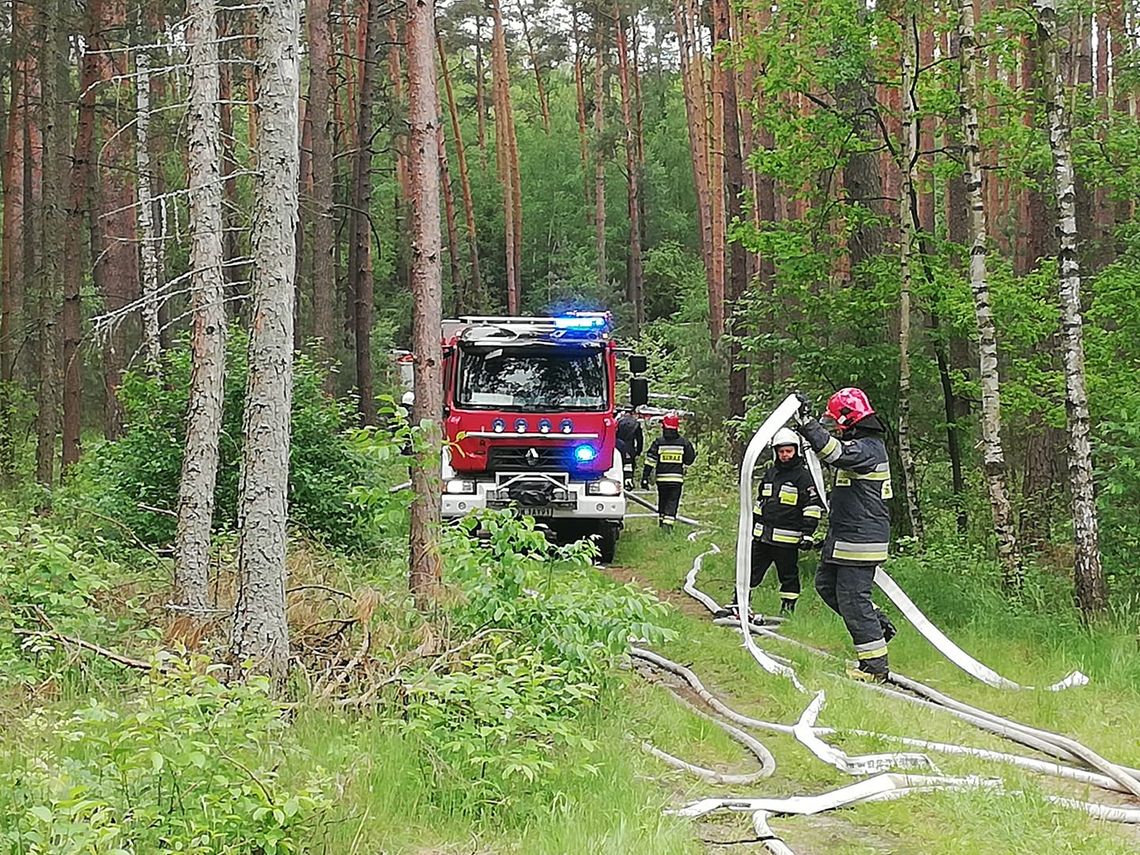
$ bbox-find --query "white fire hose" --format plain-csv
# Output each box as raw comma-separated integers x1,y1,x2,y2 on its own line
631,394,1139,843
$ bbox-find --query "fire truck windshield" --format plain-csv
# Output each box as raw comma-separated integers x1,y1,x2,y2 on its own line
457,346,607,411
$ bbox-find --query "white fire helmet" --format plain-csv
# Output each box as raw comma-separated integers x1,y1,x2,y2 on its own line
772,427,801,452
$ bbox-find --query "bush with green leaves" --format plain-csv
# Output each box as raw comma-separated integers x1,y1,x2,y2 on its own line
1,660,329,854
443,510,675,686
65,328,407,550
0,511,150,687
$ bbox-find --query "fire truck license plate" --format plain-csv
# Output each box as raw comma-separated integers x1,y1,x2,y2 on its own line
527,507,554,517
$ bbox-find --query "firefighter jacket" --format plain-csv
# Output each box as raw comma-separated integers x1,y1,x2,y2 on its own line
616,415,644,462
645,430,696,483
797,418,892,565
752,459,823,546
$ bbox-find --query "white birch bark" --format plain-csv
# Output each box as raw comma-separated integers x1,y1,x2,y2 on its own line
174,0,226,618
1033,0,1106,618
135,42,162,374
959,0,1022,587
230,0,300,678
898,11,923,542
406,0,443,605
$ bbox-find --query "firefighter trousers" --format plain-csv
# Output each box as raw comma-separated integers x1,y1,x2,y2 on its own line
657,482,683,528
814,560,889,675
751,540,800,611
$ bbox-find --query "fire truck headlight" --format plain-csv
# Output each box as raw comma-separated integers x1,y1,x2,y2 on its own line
574,445,597,463
560,419,574,434
492,419,505,433
515,419,528,433
586,478,621,496
538,419,552,433
445,479,476,495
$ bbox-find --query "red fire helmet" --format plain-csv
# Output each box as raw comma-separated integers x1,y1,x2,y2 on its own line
662,412,680,430
825,387,875,431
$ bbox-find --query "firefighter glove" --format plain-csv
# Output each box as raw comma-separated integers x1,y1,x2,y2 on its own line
794,392,813,424
640,479,650,490
798,536,816,551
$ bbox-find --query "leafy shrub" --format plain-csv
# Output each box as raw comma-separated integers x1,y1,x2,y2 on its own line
0,512,149,687
1,660,329,854
443,510,675,686
64,328,407,550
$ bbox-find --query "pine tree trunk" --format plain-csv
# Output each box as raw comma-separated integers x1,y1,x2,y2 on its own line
349,0,383,425
438,37,483,309
438,124,464,311
491,0,519,312
711,0,744,434
897,11,924,542
475,16,487,159
708,11,727,345
516,0,550,133
307,0,335,369
1033,0,1106,619
0,19,26,481
673,0,713,299
230,0,300,680
61,5,100,471
135,37,163,374
572,7,591,211
406,0,444,607
94,0,139,440
592,18,607,292
959,0,1022,588
614,10,644,333
35,0,65,489
175,0,227,620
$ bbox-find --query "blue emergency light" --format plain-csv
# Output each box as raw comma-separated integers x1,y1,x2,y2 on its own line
574,445,597,463
553,314,609,332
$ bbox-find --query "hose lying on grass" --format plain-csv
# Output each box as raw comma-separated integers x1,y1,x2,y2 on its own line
625,490,705,527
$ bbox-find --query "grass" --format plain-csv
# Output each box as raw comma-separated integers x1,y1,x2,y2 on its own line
609,503,1140,854
1,491,1137,853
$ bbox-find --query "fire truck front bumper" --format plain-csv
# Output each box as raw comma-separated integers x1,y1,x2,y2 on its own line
441,474,626,521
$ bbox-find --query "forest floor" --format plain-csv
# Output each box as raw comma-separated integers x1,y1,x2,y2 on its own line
607,504,1140,854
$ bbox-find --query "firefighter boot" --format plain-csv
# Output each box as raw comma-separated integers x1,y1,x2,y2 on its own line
845,656,889,683
779,596,797,616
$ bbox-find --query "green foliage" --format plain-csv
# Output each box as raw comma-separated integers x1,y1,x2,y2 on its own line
444,510,675,685
0,512,150,688
1,660,329,854
64,329,407,550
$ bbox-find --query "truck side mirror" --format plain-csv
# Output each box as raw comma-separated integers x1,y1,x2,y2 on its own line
630,377,649,408
629,354,647,374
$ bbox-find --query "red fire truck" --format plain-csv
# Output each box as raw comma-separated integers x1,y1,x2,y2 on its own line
438,313,647,562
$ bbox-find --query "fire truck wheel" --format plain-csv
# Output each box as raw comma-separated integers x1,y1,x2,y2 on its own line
595,521,620,564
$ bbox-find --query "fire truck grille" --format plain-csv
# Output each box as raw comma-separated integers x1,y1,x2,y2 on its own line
487,446,570,472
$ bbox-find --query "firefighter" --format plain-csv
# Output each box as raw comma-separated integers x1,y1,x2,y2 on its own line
641,412,696,529
794,388,897,682
616,407,644,489
715,428,823,618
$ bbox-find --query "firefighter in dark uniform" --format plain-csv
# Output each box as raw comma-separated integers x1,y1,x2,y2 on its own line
641,412,696,529
716,428,823,618
615,407,644,489
795,388,897,682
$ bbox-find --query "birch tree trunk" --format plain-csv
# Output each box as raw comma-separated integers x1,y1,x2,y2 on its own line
1033,0,1106,619
897,9,924,541
406,0,443,607
230,0,300,679
614,10,644,333
175,0,226,620
959,0,1021,588
135,39,162,375
306,0,336,367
